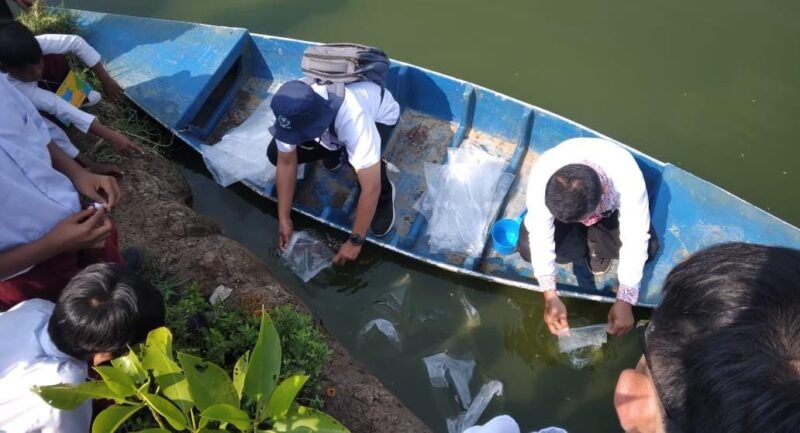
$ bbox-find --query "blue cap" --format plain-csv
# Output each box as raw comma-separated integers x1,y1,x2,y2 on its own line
269,80,334,145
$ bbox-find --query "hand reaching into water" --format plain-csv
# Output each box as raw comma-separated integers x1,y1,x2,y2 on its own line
543,291,570,335
278,218,293,251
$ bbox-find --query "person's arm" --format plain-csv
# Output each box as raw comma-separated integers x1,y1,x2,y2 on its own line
88,119,143,154
332,162,380,265
26,85,96,133
0,207,111,280
36,34,123,99
48,141,121,209
276,147,298,250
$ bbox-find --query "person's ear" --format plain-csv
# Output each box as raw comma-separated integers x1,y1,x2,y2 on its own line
92,352,114,366
614,368,664,433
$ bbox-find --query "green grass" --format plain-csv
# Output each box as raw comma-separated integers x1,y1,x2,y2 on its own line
17,1,78,35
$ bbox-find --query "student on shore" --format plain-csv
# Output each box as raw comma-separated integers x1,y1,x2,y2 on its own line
0,73,124,310
614,242,800,432
0,21,142,176
0,263,165,432
267,79,400,265
520,137,658,336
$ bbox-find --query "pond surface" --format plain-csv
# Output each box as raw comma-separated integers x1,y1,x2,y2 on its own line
64,1,800,431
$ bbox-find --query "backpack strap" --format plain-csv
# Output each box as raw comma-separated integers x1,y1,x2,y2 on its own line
326,81,345,137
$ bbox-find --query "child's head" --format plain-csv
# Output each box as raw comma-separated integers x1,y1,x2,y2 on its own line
48,263,166,365
0,22,44,82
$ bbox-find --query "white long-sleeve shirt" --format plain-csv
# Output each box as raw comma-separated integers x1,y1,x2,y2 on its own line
0,75,81,280
0,299,90,433
5,34,100,133
524,138,650,304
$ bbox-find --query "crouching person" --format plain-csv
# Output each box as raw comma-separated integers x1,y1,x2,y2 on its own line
0,263,165,432
267,79,400,265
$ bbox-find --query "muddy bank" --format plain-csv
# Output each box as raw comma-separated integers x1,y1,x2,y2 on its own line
109,152,432,433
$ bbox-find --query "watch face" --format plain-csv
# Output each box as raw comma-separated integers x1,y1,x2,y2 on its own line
349,234,364,245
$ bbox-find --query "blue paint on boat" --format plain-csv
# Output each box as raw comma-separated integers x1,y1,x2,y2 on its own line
75,10,800,307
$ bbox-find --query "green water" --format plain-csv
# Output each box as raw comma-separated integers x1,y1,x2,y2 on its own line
64,1,800,431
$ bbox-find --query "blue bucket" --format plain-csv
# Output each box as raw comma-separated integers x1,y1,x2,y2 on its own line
491,209,528,255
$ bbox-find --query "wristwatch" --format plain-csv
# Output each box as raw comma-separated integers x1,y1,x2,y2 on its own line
348,233,364,246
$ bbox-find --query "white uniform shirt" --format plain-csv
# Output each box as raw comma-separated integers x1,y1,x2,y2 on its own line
276,81,400,170
0,299,91,433
0,74,81,280
524,138,650,301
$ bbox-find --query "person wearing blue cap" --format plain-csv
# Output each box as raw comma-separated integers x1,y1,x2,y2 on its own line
267,79,400,264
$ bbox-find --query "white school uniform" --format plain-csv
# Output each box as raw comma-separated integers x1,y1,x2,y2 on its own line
276,81,400,171
0,299,91,433
0,74,80,280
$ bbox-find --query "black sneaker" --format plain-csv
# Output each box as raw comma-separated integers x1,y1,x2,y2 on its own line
370,179,396,237
323,154,342,171
587,254,612,276
121,247,144,272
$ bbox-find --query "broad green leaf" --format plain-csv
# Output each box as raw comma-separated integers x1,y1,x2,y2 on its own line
111,349,147,384
232,351,250,401
178,352,239,411
94,366,137,398
145,327,173,357
198,430,228,433
130,429,171,433
200,404,252,431
91,404,145,433
265,375,309,420
271,405,350,433
141,335,194,416
140,392,187,431
34,381,122,410
243,309,281,406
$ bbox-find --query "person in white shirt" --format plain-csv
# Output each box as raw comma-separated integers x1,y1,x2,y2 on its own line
0,263,166,433
520,138,658,336
0,73,122,309
267,79,400,265
0,22,142,176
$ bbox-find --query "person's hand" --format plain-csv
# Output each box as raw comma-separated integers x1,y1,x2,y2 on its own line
14,0,34,9
543,291,570,335
73,171,121,210
99,76,124,100
278,218,293,251
333,240,362,265
608,300,635,336
86,161,123,177
44,207,113,254
108,131,143,154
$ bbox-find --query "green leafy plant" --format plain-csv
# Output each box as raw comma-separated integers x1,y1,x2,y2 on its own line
34,309,349,433
17,1,79,35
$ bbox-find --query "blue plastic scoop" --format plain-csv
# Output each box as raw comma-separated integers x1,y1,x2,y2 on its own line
491,209,528,255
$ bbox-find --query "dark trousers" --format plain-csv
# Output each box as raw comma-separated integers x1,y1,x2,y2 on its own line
519,210,659,264
267,122,394,207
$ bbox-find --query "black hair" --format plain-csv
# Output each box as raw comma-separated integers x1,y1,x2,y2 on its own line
647,242,800,433
544,164,602,222
0,21,42,67
48,263,166,360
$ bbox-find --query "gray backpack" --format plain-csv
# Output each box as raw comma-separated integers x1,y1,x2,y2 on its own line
300,43,390,132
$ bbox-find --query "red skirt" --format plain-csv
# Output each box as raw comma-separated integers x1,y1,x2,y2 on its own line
0,225,124,310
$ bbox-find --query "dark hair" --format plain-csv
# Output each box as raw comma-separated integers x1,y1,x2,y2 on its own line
48,263,165,360
0,21,42,67
544,164,602,222
647,242,800,433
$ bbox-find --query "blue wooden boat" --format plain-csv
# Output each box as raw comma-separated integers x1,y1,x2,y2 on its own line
74,10,800,308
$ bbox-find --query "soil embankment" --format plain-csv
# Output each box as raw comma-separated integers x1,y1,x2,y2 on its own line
111,153,432,433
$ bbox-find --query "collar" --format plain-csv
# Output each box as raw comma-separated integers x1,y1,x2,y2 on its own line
37,322,75,361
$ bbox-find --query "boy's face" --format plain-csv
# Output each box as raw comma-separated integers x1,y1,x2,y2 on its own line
3,58,44,83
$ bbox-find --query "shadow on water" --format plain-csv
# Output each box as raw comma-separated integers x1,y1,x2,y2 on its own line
171,146,648,433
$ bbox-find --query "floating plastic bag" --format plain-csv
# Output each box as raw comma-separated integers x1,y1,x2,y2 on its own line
423,147,514,256
447,380,504,433
423,353,476,408
281,231,334,282
557,324,608,353
535,428,568,433
360,318,400,344
558,324,608,369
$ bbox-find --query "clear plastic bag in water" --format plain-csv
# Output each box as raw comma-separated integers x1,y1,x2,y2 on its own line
423,147,514,256
535,428,569,433
557,324,608,353
423,353,476,408
280,231,334,282
201,98,276,187
360,318,400,344
447,380,504,433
